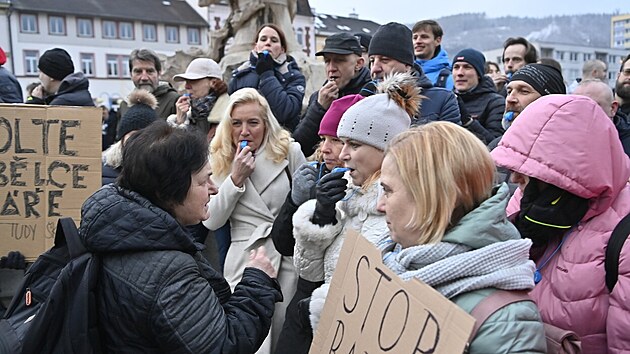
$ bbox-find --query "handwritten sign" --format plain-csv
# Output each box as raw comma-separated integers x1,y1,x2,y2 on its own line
0,104,101,261
310,230,475,354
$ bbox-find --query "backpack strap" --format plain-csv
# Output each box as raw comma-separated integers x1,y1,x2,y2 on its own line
54,217,86,259
468,290,530,342
434,68,451,88
606,213,630,292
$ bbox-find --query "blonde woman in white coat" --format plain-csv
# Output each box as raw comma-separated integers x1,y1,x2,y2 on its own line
203,88,306,353
291,73,420,334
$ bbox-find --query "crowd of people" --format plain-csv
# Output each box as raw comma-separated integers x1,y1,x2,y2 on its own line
1,18,630,354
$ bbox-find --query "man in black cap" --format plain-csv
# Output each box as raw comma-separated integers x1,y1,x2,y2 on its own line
293,32,371,157
27,48,94,106
364,22,460,126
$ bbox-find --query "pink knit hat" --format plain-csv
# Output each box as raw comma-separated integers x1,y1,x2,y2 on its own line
318,95,364,137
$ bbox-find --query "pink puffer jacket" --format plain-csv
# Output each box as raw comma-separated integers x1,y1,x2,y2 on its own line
492,95,630,354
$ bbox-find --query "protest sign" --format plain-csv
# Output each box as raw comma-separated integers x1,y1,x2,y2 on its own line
0,104,102,261
310,230,475,354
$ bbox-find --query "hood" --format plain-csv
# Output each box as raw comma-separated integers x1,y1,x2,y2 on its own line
458,75,498,100
414,46,450,73
79,185,198,254
492,95,630,220
411,63,433,89
443,183,521,249
56,72,90,95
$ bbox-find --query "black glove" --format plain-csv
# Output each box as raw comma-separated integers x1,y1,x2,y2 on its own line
0,251,26,269
312,170,347,226
255,51,274,75
456,96,473,127
297,296,313,330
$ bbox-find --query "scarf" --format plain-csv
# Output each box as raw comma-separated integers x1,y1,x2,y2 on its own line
379,238,535,299
190,93,218,126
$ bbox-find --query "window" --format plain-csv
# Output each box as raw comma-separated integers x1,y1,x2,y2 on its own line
106,55,130,78
569,52,578,62
583,53,592,61
187,27,200,45
165,26,179,43
119,22,133,40
143,23,157,42
121,55,130,77
80,53,95,76
77,18,93,37
48,16,65,35
555,51,564,60
20,14,37,33
296,28,304,46
103,20,117,38
106,55,119,77
24,50,39,75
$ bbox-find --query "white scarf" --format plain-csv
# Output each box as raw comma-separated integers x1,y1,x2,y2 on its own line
380,238,535,299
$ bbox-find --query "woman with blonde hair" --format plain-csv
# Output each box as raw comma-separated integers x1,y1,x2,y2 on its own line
377,122,546,353
203,87,306,353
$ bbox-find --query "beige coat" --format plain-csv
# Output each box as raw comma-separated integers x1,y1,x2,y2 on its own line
203,141,305,353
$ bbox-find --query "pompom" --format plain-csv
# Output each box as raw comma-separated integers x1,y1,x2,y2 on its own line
376,72,423,118
127,89,158,110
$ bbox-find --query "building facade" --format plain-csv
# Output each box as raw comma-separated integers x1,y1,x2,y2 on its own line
612,14,630,50
0,0,209,104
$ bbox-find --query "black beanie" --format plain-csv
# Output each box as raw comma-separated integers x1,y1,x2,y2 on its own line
117,90,158,141
511,63,566,96
368,22,414,66
453,48,486,78
38,48,74,81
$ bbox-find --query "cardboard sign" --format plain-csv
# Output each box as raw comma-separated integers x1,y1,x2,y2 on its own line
0,104,102,261
310,230,475,354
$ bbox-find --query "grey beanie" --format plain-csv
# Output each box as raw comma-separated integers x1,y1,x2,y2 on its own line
337,93,411,151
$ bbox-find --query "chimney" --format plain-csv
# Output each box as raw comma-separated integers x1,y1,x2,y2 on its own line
349,8,358,19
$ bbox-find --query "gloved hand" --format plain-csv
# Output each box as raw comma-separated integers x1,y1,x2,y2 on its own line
291,162,319,205
456,96,473,127
297,296,313,330
0,251,26,269
255,51,274,75
312,170,347,226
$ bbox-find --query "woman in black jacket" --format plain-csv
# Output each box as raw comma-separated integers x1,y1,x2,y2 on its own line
228,23,306,131
81,121,282,353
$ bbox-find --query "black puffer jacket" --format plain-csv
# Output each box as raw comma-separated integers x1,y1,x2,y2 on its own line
458,75,505,144
293,67,371,157
79,185,282,353
229,53,305,131
615,109,630,157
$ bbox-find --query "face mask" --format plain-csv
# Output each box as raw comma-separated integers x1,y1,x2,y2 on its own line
514,178,590,248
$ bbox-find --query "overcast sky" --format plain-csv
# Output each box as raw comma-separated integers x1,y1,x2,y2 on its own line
308,0,630,25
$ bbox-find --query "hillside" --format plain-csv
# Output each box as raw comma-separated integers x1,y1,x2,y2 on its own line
432,13,613,56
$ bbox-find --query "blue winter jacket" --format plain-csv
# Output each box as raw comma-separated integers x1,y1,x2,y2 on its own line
415,46,454,90
0,66,23,103
229,53,305,131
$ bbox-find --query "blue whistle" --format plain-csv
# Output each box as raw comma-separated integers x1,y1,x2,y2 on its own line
308,161,318,167
503,111,515,122
262,50,269,56
506,72,513,80
239,141,248,149
331,167,349,174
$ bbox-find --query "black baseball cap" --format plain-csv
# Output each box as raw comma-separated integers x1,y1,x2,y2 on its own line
353,32,372,52
316,33,363,56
